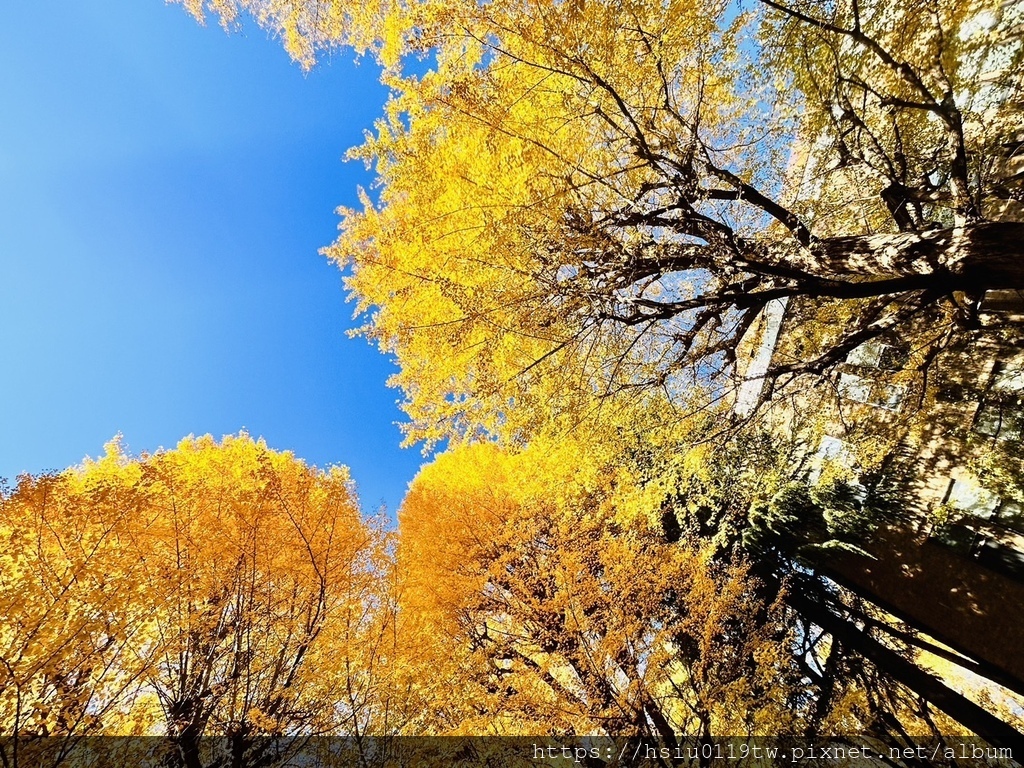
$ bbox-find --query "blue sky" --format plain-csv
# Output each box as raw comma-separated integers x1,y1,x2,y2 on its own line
0,1,424,514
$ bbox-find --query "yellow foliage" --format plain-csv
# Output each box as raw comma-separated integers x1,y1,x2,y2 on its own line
168,0,391,66
324,0,764,446
394,435,804,735
0,433,388,752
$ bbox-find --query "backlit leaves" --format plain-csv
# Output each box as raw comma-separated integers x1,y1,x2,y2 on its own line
0,433,387,764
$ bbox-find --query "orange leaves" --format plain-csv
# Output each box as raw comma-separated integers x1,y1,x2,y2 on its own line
0,470,151,745
394,435,803,735
0,433,385,750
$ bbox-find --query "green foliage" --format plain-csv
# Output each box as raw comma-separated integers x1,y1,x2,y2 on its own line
743,479,889,565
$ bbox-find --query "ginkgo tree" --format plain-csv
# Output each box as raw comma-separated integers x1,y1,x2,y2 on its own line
325,0,1024,444
0,434,393,768
170,0,1024,443
392,427,1008,752
159,0,1024,749
121,434,386,768
0,462,155,768
394,435,808,739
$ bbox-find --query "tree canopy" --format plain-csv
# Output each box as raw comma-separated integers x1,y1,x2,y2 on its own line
0,434,388,768
391,429,1022,751
6,427,1023,759
173,0,1024,447
311,0,1023,444
131,0,1024,754
395,437,806,737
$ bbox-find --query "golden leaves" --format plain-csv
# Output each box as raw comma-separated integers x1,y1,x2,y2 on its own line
0,433,383,744
394,432,806,735
322,0,762,446
168,0,390,67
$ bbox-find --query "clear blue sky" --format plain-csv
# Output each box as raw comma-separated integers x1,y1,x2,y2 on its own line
0,1,425,514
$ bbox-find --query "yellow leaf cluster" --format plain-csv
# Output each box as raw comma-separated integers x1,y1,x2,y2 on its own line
327,0,766,445
168,0,392,66
0,433,386,749
393,432,805,735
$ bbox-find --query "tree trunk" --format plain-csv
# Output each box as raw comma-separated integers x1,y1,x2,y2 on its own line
171,724,204,768
787,589,1024,754
819,563,1024,700
806,222,1024,288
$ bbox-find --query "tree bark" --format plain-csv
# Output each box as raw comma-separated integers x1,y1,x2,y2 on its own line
819,564,1024,700
787,589,1024,754
803,222,1024,288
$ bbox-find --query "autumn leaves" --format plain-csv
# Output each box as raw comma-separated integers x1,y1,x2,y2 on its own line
0,435,387,765
7,0,1023,757
0,426,852,751
393,437,802,736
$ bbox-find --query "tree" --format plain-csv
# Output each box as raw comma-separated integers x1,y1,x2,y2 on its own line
585,416,1024,752
318,0,1024,444
0,454,154,767
393,430,1020,755
394,436,809,742
120,434,384,768
165,0,1024,748
664,427,1024,752
1,435,391,768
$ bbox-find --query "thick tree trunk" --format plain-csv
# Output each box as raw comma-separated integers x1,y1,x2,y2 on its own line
171,725,204,768
820,562,1024,700
807,222,1024,288
787,589,1024,754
